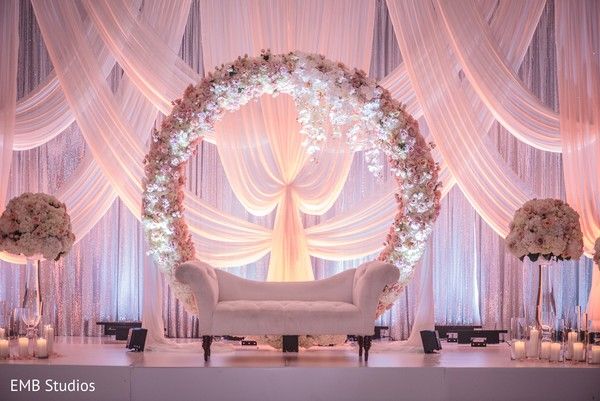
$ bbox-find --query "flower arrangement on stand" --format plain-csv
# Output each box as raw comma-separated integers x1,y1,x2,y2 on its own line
0,192,75,344
506,198,583,358
594,237,600,267
0,193,75,261
506,198,583,263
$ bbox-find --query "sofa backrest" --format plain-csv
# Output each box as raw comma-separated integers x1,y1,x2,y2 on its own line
215,268,356,303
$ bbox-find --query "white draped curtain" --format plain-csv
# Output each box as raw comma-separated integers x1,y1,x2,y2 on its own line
0,0,597,341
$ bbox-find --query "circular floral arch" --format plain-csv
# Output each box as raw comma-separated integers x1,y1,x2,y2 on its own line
143,51,441,316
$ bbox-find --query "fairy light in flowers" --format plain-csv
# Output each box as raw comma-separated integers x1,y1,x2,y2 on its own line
142,51,441,316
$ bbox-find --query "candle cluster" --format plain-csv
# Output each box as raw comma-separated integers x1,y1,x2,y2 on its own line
511,325,600,365
0,324,55,360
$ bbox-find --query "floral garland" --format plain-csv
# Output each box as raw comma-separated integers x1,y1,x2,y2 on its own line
594,237,600,266
0,192,75,261
506,198,583,262
142,51,441,316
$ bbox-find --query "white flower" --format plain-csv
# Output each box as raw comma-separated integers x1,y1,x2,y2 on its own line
0,192,75,261
506,198,583,261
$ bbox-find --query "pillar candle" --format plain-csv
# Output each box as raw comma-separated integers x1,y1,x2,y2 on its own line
566,331,578,359
18,337,28,357
0,328,5,339
527,328,540,358
573,342,584,361
540,342,551,359
550,342,561,362
512,340,526,360
35,338,47,358
44,326,54,355
591,345,600,364
0,339,9,359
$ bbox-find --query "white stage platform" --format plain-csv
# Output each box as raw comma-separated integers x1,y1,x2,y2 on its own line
0,336,599,401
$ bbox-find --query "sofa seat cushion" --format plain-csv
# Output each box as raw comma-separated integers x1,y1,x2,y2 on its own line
211,300,363,336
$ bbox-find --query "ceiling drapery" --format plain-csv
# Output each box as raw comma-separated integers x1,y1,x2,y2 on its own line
387,0,537,238
380,0,546,200
437,0,562,153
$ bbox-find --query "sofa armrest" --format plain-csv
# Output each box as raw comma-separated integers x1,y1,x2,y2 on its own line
175,260,219,331
352,261,399,316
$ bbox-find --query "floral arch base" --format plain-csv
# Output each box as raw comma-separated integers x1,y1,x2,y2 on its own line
142,51,441,318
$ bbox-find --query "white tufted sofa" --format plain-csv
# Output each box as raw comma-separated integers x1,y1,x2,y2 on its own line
175,259,399,361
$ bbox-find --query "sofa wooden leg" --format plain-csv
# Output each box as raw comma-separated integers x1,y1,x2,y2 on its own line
363,336,372,362
202,335,212,361
357,336,364,358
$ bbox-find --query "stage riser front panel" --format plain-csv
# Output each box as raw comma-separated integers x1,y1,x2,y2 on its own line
2,365,599,401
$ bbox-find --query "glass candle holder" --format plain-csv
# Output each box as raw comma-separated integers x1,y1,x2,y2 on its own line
590,344,600,364
35,338,48,358
565,330,578,360
588,324,600,365
43,324,54,356
540,338,552,360
18,336,29,357
511,339,527,360
526,325,541,359
549,341,562,362
549,318,565,362
572,341,586,362
0,338,9,359
509,317,527,360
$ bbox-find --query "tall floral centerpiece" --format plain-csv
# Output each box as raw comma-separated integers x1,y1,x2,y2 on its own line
0,193,75,335
506,198,583,344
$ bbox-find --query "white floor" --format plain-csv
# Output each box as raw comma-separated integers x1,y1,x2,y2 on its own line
0,336,599,401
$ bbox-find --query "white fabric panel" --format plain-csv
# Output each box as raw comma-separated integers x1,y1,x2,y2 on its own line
12,16,117,150
438,0,561,152
30,0,274,268
307,0,542,264
0,0,19,263
380,0,545,202
12,1,147,150
0,0,189,264
388,0,537,238
555,0,600,319
82,0,198,115
200,0,375,281
0,0,19,211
